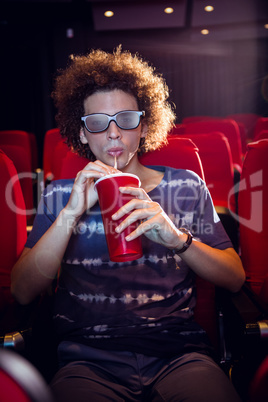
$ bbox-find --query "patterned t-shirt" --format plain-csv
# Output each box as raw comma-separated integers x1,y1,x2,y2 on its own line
26,166,232,358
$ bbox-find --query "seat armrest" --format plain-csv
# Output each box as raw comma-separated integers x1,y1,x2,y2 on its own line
1,332,24,350
217,284,268,369
216,285,268,399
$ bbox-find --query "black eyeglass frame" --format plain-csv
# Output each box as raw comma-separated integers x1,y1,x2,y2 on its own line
81,110,145,133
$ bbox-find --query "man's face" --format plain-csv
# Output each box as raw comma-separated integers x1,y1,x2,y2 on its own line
80,90,147,171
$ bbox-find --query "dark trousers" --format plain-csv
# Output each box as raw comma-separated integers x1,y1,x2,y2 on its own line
50,341,241,402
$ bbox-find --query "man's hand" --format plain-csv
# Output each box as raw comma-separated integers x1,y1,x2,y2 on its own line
111,186,185,250
64,160,120,220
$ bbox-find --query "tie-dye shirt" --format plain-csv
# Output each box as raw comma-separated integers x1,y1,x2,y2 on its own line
26,166,232,357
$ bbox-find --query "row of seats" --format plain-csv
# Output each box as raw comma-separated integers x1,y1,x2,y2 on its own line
181,113,268,145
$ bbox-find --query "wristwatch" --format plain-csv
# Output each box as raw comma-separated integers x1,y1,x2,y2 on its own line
173,227,193,255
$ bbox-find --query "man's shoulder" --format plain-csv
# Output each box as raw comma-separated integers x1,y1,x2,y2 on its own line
161,166,204,186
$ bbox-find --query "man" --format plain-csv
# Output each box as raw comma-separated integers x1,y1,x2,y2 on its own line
11,46,245,401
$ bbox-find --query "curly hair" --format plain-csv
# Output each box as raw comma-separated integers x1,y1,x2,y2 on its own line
51,46,176,160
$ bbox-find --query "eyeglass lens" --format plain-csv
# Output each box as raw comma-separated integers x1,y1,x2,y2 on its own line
84,111,142,133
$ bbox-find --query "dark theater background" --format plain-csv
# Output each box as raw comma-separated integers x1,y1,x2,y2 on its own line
0,0,268,161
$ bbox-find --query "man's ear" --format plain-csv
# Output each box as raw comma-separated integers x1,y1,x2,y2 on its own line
141,123,148,139
80,128,88,144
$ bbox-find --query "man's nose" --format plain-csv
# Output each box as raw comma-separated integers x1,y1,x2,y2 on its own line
107,121,121,139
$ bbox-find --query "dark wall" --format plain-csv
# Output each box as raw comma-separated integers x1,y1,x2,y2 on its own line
1,1,268,165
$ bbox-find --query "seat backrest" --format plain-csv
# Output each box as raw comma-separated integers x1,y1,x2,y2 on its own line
0,144,33,219
43,128,63,181
0,150,27,309
168,124,186,135
254,130,268,142
51,140,70,181
184,119,243,171
227,113,260,141
139,136,205,180
238,139,268,295
253,117,268,141
59,150,89,180
177,132,235,212
0,131,32,170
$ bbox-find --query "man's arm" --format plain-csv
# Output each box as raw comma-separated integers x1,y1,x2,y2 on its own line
11,210,78,305
11,160,118,305
112,186,246,293
172,240,245,293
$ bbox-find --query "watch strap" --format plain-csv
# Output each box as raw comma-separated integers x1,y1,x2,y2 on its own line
173,228,193,255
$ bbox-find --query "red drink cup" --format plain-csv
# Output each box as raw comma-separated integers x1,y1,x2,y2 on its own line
94,173,143,262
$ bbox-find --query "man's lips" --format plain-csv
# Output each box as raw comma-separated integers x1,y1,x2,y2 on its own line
107,148,123,157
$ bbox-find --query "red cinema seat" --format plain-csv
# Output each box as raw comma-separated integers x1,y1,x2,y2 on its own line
0,150,27,312
184,119,243,172
238,140,268,295
59,150,89,180
253,117,268,141
0,130,34,220
254,130,268,142
0,131,32,169
0,144,34,220
139,136,205,180
168,124,186,135
51,139,70,181
43,128,64,181
177,132,235,212
176,132,238,250
227,113,260,141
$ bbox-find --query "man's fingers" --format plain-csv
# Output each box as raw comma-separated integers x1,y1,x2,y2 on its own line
119,186,151,200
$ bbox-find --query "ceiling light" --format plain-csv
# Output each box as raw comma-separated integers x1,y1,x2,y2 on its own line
201,29,210,35
164,7,174,14
204,5,214,12
104,10,114,17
